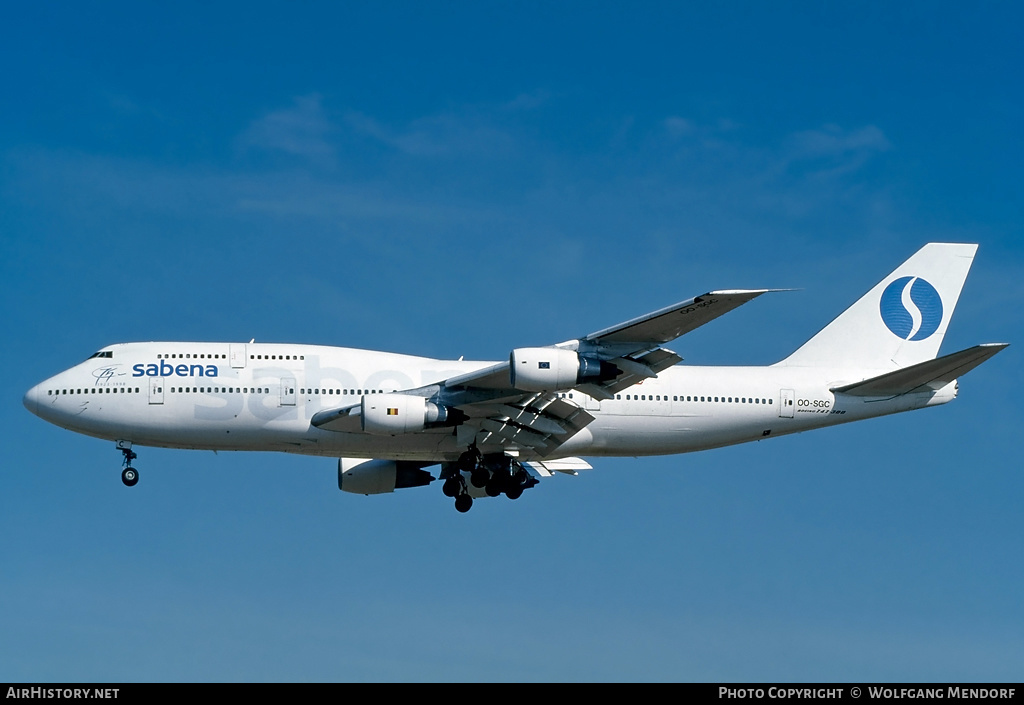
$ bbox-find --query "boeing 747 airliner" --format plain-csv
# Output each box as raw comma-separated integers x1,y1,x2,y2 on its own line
24,243,1007,511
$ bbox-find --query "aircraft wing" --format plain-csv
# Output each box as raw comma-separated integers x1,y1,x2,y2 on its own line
583,289,774,345
311,391,595,457
312,289,773,455
434,289,774,396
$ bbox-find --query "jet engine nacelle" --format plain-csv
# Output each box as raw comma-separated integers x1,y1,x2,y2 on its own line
361,393,447,434
509,347,618,392
338,458,435,495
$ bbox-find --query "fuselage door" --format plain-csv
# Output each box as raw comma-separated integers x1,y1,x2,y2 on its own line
230,344,247,369
779,389,795,418
149,377,164,405
280,378,296,406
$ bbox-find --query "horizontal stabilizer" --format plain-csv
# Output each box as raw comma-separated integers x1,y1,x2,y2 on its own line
831,343,1008,397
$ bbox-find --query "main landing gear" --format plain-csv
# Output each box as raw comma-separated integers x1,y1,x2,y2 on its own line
440,448,539,512
441,454,474,513
118,441,139,487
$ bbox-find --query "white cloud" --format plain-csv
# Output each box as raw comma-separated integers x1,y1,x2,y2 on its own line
779,124,891,178
239,94,335,164
664,116,694,137
344,111,516,158
502,91,549,111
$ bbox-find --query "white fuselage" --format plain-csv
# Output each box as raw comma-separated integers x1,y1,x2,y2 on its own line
24,341,956,462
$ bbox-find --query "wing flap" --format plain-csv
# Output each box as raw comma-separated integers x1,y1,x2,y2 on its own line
525,457,594,477
597,348,684,395
468,393,595,456
831,343,1008,397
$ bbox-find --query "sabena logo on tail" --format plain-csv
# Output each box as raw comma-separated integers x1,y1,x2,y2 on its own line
777,243,976,370
879,276,943,341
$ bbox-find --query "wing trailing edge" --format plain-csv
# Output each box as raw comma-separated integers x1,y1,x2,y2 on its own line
525,457,594,477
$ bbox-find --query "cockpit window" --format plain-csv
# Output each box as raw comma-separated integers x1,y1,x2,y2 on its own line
87,351,113,360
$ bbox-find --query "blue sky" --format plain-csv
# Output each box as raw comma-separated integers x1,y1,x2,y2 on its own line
2,1,1022,682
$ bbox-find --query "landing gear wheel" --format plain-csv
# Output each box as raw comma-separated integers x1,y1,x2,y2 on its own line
505,486,523,500
442,477,461,497
121,467,139,487
454,494,473,513
118,444,139,486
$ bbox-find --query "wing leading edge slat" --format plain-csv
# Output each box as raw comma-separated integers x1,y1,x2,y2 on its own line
584,290,774,345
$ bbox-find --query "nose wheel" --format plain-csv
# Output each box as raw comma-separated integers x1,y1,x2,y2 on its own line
118,442,139,487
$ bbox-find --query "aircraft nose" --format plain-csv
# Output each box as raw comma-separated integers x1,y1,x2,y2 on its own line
23,383,40,416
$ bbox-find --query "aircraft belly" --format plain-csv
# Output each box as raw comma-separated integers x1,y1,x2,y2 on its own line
302,430,464,462
586,411,784,456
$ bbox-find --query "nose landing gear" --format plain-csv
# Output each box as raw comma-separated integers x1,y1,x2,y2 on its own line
117,441,139,487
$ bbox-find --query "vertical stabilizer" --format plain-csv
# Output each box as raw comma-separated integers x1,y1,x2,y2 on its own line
778,243,977,369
